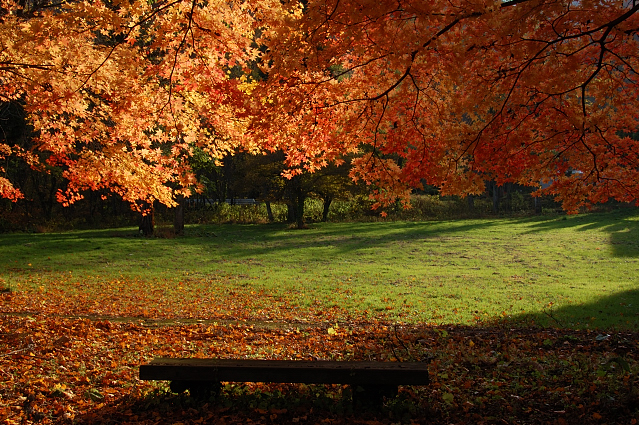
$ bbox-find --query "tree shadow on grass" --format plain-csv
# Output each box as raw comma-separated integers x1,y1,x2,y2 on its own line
186,219,505,261
503,288,639,331
0,219,502,276
1,208,637,278
519,207,639,258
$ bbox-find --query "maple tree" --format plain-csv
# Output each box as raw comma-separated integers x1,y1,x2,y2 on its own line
0,0,284,211
1,0,639,212
249,0,639,212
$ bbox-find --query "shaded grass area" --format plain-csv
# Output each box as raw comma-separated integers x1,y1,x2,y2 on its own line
1,208,638,329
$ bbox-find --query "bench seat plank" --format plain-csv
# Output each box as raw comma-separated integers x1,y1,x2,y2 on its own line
139,358,430,386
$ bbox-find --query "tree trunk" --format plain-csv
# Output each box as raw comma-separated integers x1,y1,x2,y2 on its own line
173,195,184,235
139,203,154,236
285,192,306,228
296,190,305,229
283,175,307,228
286,202,296,223
33,173,57,221
322,196,332,222
492,181,500,213
45,175,57,221
265,201,274,222
505,182,513,211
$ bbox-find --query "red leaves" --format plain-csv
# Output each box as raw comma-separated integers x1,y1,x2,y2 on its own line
250,0,639,212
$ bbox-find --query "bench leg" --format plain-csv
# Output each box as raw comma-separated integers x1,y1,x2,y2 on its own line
170,381,221,398
352,385,398,406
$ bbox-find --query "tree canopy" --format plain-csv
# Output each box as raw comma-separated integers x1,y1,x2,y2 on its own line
2,0,638,212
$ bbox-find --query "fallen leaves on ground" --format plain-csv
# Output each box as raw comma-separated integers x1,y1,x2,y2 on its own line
1,278,368,324
1,289,638,424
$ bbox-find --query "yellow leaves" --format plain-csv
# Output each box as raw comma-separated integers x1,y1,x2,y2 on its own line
238,79,258,95
0,176,24,201
0,0,268,210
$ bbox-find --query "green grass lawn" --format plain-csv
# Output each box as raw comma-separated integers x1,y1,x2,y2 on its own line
1,208,638,329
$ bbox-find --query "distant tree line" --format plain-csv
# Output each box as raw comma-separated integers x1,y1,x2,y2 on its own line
1,99,570,234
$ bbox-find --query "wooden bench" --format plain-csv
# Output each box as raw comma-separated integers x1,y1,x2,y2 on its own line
139,358,430,403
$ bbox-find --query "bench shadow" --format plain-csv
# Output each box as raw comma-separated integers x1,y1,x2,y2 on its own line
68,383,422,424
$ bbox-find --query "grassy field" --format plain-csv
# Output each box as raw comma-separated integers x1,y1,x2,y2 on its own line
1,208,638,330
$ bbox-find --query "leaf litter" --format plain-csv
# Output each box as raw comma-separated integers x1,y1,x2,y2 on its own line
1,284,638,424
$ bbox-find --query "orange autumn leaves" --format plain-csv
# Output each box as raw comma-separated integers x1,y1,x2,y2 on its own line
0,277,360,324
0,0,283,210
1,309,637,424
0,313,400,424
2,0,639,212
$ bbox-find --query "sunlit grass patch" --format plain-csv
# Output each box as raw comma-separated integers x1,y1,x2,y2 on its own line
1,208,638,330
